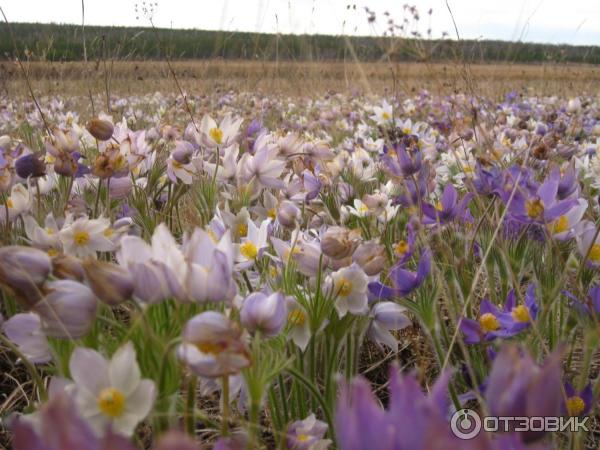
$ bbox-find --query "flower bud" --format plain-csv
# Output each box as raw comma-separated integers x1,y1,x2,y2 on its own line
0,246,51,307
82,259,134,305
34,279,97,338
172,141,194,165
51,254,85,281
277,200,300,229
352,241,387,275
108,176,132,200
15,154,46,179
87,118,114,141
240,291,286,337
320,226,361,259
53,153,78,177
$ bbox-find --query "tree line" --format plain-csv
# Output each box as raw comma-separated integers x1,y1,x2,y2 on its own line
1,22,600,64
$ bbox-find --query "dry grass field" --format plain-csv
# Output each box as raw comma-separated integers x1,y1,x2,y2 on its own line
2,59,600,100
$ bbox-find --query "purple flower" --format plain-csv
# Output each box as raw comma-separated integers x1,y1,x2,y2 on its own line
382,142,422,177
485,345,563,443
508,168,577,225
562,383,593,417
460,285,538,343
422,184,473,225
368,249,431,300
496,284,539,335
335,367,488,450
563,284,600,316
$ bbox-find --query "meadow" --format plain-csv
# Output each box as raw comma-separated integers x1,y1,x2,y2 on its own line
1,28,600,450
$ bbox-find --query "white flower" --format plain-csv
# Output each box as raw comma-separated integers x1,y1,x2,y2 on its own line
328,264,369,317
24,213,62,256
369,100,393,125
66,342,156,436
5,183,31,217
59,216,114,258
285,297,311,351
199,114,243,148
235,218,270,269
345,199,370,218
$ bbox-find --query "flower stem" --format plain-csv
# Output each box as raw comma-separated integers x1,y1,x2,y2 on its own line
221,374,230,436
185,374,197,436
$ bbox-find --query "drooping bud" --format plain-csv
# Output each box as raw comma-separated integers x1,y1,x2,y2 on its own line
82,259,134,305
352,241,387,275
34,279,98,338
277,200,301,229
321,226,361,259
87,118,114,141
51,254,85,281
0,246,51,307
15,153,46,179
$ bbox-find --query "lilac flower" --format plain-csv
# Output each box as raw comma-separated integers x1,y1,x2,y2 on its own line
367,302,411,351
33,279,98,339
2,312,52,364
422,184,473,225
368,249,431,300
240,291,286,337
562,382,593,417
286,413,331,450
178,311,251,378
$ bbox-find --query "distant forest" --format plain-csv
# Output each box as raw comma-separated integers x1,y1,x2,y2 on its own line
2,22,600,64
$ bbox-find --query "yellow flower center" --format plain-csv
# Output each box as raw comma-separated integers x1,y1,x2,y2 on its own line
288,309,306,326
237,223,248,237
394,240,409,256
6,198,14,209
336,278,353,297
435,201,444,212
45,227,55,235
358,204,369,214
479,312,500,333
209,127,223,145
589,244,600,262
297,433,311,442
196,341,226,355
511,305,531,323
172,160,183,169
73,230,91,246
525,198,544,219
103,228,114,237
267,208,277,219
550,215,569,234
97,387,126,418
240,241,258,260
566,396,585,417
47,248,59,257
382,112,391,121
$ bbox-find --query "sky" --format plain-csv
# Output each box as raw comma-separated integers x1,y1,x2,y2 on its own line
0,0,599,46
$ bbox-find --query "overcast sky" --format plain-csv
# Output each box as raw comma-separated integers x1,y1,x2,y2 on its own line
0,0,598,45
